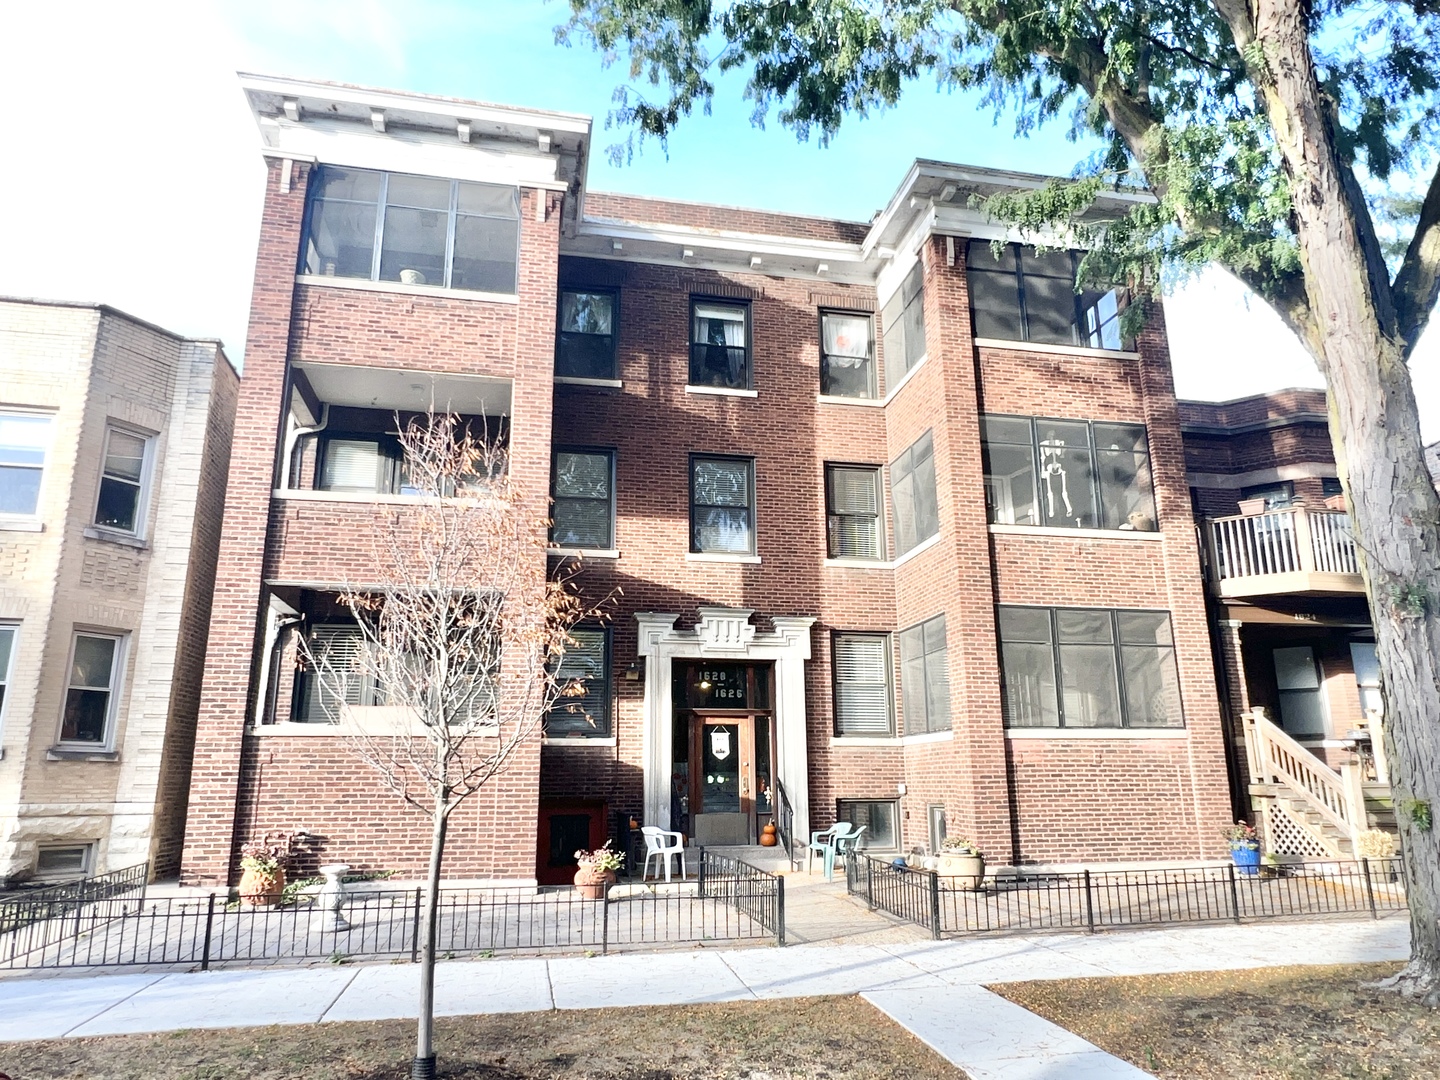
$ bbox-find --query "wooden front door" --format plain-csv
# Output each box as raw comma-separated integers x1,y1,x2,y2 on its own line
691,714,756,823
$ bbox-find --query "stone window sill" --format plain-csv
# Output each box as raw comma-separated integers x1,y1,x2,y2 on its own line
555,376,622,389
0,518,43,533
686,553,761,565
295,274,519,306
973,337,1140,361
83,526,149,549
549,548,620,560
47,747,119,762
685,385,758,399
1005,727,1186,740
543,736,618,748
987,524,1163,542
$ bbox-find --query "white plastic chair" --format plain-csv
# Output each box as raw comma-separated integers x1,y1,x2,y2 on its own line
641,826,686,883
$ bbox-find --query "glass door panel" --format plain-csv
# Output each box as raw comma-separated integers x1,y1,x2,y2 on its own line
701,722,742,813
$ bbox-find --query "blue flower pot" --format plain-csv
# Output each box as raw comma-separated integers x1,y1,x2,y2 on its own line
1231,845,1261,875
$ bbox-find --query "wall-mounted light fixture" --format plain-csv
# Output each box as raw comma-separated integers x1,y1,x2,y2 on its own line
624,662,642,682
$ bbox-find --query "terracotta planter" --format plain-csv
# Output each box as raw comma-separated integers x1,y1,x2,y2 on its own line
238,865,286,906
937,853,985,890
1237,497,1269,516
1324,493,1347,512
573,865,616,900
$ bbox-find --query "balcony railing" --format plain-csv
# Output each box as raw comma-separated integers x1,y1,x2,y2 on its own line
1207,508,1362,595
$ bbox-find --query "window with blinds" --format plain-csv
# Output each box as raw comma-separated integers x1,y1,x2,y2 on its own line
899,614,951,735
298,624,371,722
832,633,893,736
318,437,401,494
546,627,611,737
826,465,883,560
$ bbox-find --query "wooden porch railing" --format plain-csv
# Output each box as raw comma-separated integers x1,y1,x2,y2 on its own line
1209,508,1358,582
1243,708,1364,844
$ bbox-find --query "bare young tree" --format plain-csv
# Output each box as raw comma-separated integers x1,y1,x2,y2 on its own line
299,414,604,1080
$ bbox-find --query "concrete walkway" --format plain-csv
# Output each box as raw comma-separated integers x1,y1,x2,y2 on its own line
0,917,1409,1078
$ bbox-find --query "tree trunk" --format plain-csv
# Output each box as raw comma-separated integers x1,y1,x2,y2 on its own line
1246,0,1440,1001
412,790,450,1078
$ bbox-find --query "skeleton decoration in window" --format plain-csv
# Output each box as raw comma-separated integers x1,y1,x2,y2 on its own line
1038,429,1075,522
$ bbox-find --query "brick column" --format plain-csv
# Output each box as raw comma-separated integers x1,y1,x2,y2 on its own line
180,157,310,886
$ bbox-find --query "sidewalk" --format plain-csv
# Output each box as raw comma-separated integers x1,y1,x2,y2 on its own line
0,917,1409,1078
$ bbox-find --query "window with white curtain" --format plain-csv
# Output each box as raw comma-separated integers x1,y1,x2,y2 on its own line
689,300,751,389
556,289,618,379
820,311,876,398
832,633,893,736
826,464,883,560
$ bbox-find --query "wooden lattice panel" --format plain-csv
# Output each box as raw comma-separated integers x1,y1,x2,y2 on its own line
1265,800,1338,858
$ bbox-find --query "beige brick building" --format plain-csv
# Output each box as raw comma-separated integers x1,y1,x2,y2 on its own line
0,298,237,883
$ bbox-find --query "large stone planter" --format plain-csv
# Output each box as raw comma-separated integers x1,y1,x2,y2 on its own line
937,853,985,890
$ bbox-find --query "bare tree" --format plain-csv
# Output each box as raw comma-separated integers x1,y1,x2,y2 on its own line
300,414,605,1080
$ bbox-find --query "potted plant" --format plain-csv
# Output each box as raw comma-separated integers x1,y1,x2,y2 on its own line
573,842,624,900
239,831,296,905
937,837,985,890
1223,821,1261,875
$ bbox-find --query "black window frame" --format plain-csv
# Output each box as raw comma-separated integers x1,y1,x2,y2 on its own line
898,614,950,735
980,414,1158,532
966,240,1133,351
545,625,613,738
315,433,405,495
550,447,616,551
825,463,885,561
997,605,1186,730
831,631,895,736
836,798,901,851
689,454,757,555
555,287,620,380
818,308,877,399
890,430,940,556
299,165,521,295
688,297,753,390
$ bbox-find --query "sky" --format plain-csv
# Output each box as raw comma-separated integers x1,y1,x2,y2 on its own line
1,0,1435,436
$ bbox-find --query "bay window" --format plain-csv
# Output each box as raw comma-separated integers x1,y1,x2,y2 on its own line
890,431,939,556
880,264,926,384
899,615,950,735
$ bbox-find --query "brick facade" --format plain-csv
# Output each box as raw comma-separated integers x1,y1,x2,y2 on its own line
181,77,1239,888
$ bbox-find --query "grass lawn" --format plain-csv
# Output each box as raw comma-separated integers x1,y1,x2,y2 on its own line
992,961,1438,1080
0,996,966,1079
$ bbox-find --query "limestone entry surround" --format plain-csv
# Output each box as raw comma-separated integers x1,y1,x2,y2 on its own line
635,608,816,846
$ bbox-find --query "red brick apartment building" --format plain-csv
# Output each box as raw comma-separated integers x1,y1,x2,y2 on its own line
1180,390,1399,857
179,74,1235,889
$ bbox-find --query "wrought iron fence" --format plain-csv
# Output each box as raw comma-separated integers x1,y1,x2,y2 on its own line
848,855,1407,939
699,849,785,945
1,851,784,971
0,862,148,937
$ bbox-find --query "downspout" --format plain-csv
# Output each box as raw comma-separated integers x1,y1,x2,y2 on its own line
280,403,329,490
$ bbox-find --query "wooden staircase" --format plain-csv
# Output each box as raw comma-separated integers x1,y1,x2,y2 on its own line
1242,708,1397,858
